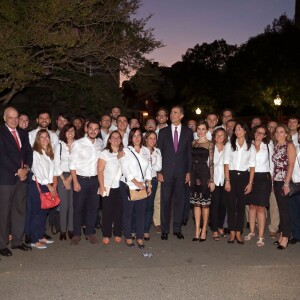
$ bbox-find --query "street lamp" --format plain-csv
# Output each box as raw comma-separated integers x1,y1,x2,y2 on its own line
195,107,201,115
274,95,282,122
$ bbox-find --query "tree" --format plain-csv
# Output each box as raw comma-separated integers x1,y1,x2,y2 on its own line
182,39,238,70
0,0,163,104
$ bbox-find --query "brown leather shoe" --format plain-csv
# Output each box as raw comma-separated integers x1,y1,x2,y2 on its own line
85,235,99,244
270,232,277,239
70,236,81,246
154,225,161,234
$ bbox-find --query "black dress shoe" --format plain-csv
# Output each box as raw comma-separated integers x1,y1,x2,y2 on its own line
0,248,13,257
227,239,235,244
68,231,73,239
182,220,188,226
173,232,184,239
161,233,168,240
236,238,244,245
59,232,67,241
192,237,199,241
43,233,52,240
11,243,32,251
289,238,299,245
24,234,32,244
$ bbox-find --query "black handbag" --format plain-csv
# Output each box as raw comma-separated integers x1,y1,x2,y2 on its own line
288,181,300,197
288,155,300,197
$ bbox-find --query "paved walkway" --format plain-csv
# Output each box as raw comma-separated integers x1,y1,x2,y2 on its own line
1,222,299,300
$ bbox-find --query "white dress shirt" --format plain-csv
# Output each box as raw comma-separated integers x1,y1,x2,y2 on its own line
99,149,122,188
103,132,128,148
53,141,71,176
29,128,59,148
254,142,274,175
109,124,118,131
69,137,102,176
224,141,256,171
31,150,55,184
292,145,300,183
292,132,299,147
6,125,22,148
213,145,225,186
141,147,162,178
171,124,182,141
120,146,152,189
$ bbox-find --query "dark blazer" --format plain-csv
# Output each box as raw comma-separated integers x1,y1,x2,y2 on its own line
0,125,33,185
157,125,193,181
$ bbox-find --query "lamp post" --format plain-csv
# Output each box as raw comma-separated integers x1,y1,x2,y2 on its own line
274,95,282,122
195,107,201,115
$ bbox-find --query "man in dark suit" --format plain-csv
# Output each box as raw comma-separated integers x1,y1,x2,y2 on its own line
157,105,193,240
0,107,33,257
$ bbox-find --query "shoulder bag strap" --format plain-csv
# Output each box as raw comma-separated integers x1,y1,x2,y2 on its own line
127,147,145,181
35,177,42,194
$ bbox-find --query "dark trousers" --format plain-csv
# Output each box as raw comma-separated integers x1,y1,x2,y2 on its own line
274,181,291,238
225,171,249,232
73,176,99,237
210,185,227,232
289,192,300,240
102,187,123,238
183,184,191,222
120,181,146,239
144,178,158,233
28,180,49,244
0,181,27,249
57,175,73,232
161,174,186,234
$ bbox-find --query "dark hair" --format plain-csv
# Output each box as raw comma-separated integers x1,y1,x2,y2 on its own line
171,105,184,115
143,130,157,147
128,128,143,147
33,129,54,159
59,123,76,143
56,112,70,122
252,124,270,144
156,107,168,116
116,115,128,122
104,130,124,153
196,120,209,130
87,119,100,129
100,114,111,121
221,108,234,118
287,115,299,122
36,110,51,118
226,118,236,125
19,112,29,118
230,122,252,151
212,128,228,145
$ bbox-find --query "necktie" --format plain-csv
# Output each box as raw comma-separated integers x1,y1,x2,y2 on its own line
174,126,178,152
11,130,21,150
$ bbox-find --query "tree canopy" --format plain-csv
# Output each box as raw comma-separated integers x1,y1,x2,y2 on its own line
0,0,163,104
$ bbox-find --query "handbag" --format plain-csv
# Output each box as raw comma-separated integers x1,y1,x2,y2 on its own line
126,147,148,201
35,179,60,209
288,154,300,197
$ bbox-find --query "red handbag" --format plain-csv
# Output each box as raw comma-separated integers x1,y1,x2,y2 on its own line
35,179,60,209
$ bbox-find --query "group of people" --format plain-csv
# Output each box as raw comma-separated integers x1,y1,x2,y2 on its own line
0,104,299,260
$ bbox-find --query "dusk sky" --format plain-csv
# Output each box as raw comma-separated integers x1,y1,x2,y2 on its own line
137,0,295,66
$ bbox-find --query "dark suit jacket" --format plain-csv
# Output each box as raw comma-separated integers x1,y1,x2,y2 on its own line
157,125,193,181
0,125,33,185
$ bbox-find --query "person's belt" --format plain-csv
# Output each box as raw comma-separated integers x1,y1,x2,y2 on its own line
77,175,97,179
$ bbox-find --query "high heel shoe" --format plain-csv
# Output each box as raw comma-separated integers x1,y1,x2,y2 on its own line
227,239,235,244
273,241,280,245
125,239,134,247
235,238,244,245
136,239,145,249
277,240,289,250
199,231,207,242
192,237,199,241
59,232,67,241
144,234,150,241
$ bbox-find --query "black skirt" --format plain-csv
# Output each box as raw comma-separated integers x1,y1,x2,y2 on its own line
247,172,272,207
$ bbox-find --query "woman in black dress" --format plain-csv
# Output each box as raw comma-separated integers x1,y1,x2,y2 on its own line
190,121,215,241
